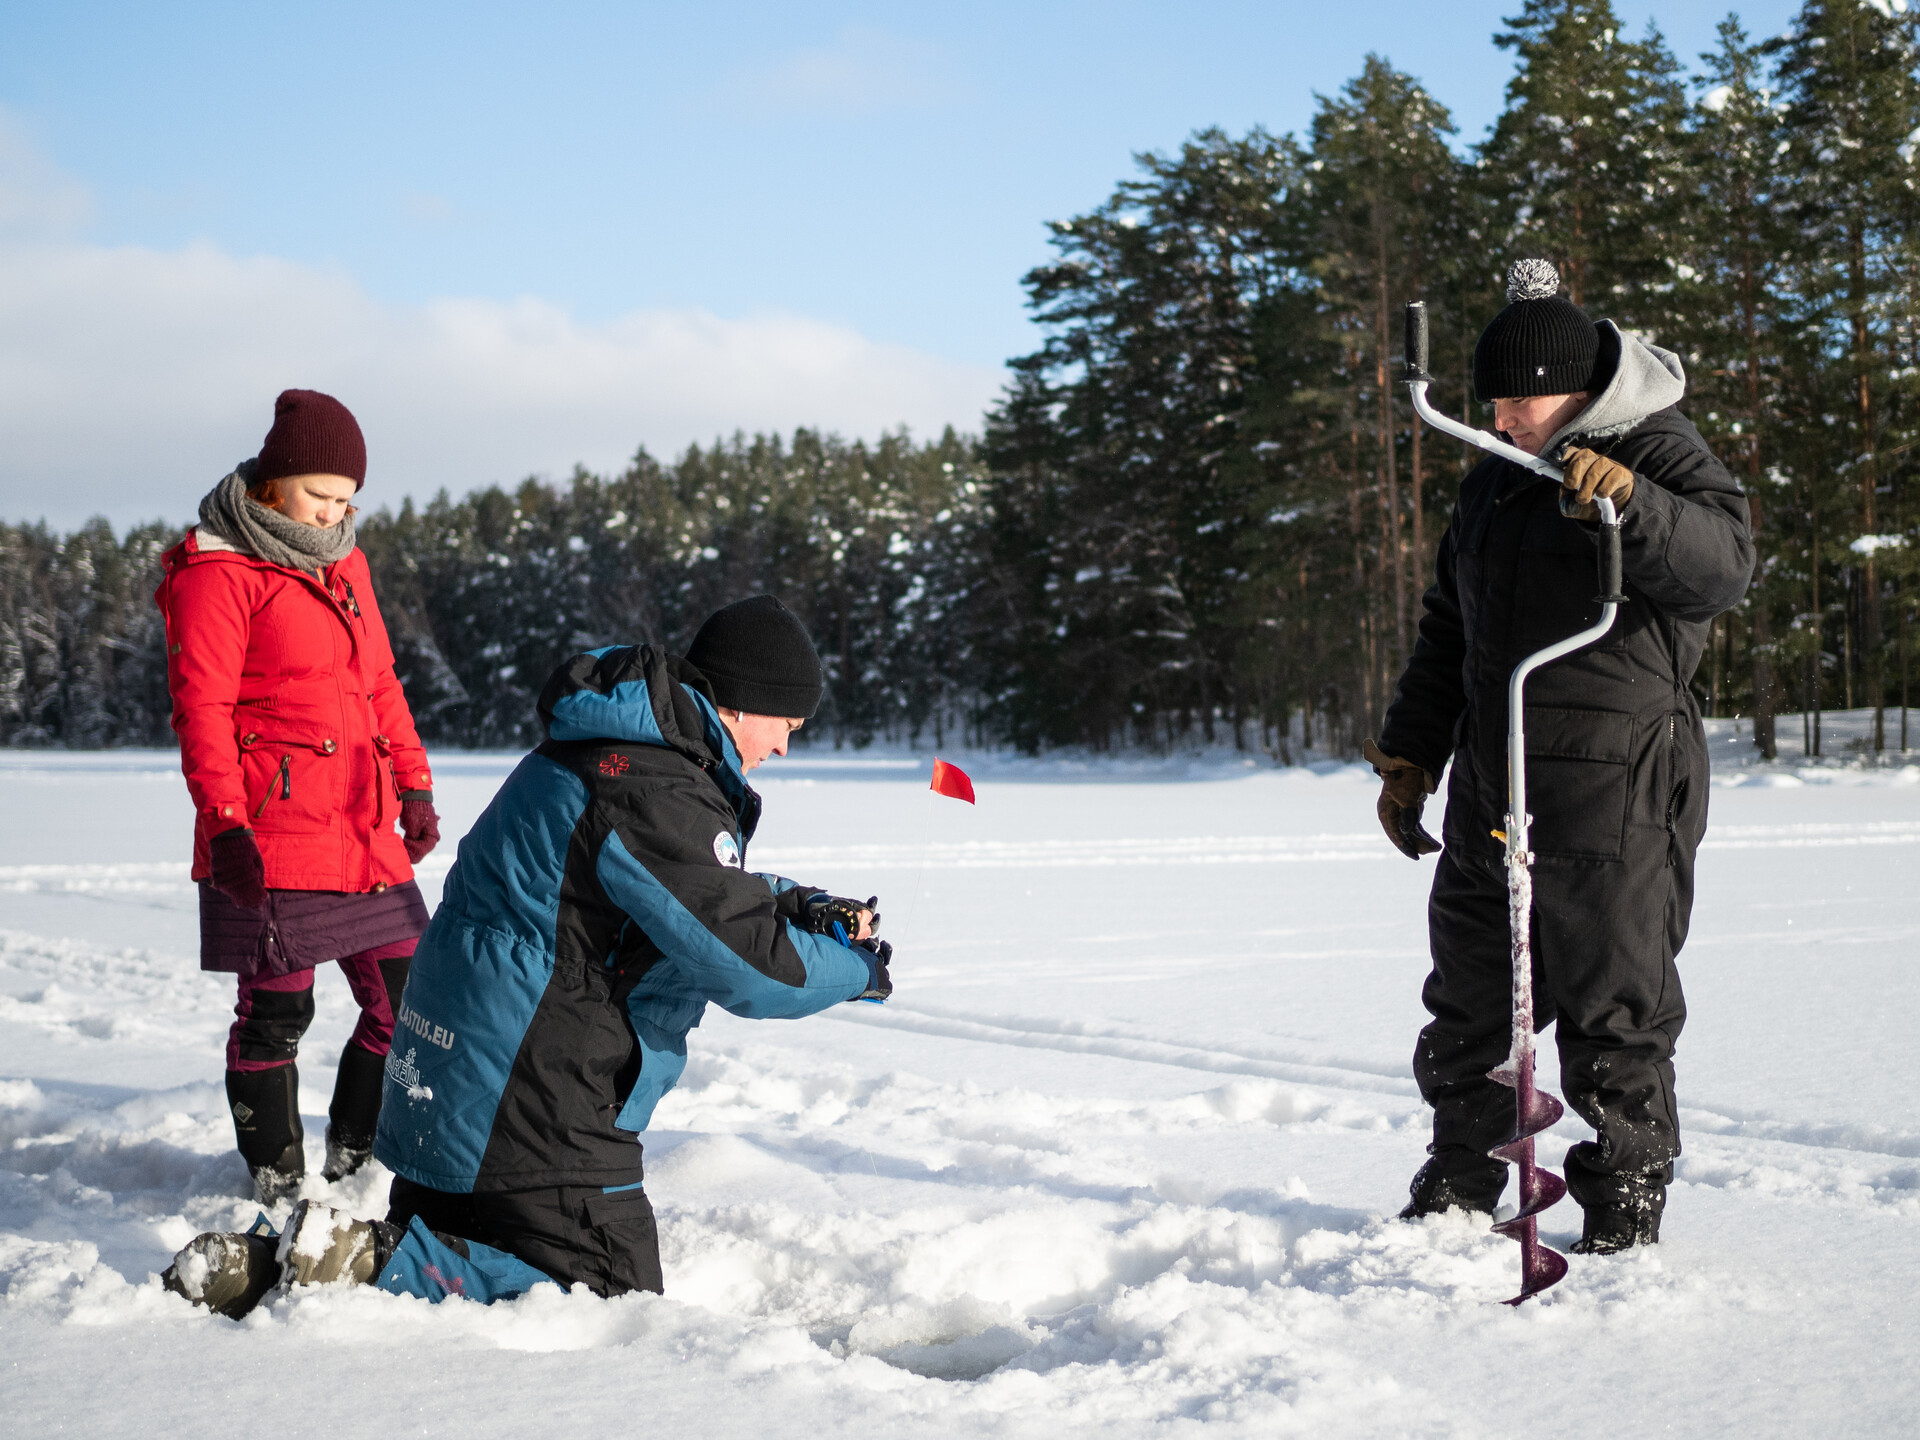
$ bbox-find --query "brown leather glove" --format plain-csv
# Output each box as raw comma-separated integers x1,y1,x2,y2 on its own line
1560,447,1635,521
1361,738,1440,860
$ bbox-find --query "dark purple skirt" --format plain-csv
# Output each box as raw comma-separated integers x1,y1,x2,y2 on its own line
199,880,430,978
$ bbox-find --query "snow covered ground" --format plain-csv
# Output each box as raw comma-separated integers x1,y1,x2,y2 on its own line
3,720,1917,1437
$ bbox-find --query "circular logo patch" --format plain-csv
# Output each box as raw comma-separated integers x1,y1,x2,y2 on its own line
712,831,741,868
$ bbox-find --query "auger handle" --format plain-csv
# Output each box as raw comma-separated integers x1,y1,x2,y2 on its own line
1404,301,1431,382
1599,507,1625,604
1558,488,1629,602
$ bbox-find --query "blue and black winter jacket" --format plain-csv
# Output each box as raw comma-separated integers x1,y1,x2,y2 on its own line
373,645,872,1194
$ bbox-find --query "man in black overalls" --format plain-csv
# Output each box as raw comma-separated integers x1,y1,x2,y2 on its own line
1367,260,1753,1253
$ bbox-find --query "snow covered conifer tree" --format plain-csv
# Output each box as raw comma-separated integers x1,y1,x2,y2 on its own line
1479,0,1689,328
0,518,171,748
1672,19,1796,754
1768,0,1920,748
982,128,1302,749
1303,56,1475,686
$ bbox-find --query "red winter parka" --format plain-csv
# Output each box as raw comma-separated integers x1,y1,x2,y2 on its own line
155,529,434,891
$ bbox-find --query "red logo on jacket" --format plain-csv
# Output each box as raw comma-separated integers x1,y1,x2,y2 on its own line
599,753,630,777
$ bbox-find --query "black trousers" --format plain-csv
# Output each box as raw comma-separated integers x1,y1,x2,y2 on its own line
1414,835,1692,1207
387,1174,663,1298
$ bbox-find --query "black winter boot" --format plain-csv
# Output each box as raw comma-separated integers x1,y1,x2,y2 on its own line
1564,1146,1668,1254
1399,1146,1508,1219
322,1127,373,1185
323,1044,386,1182
226,1066,305,1205
1571,1200,1662,1254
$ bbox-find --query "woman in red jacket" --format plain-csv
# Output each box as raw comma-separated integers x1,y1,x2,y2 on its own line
155,389,442,1205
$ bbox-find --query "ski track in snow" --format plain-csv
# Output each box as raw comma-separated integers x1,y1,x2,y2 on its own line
3,748,1918,1436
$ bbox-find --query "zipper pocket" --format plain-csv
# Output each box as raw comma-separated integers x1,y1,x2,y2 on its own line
254,754,292,817
239,731,338,755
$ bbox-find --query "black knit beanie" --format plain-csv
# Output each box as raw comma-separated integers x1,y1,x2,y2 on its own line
1472,259,1600,402
684,595,824,719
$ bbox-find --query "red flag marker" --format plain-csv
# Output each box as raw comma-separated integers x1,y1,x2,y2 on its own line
929,758,975,804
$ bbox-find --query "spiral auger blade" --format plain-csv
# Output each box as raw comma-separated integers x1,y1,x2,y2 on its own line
1488,1049,1569,1304
1487,1137,1570,1303
1486,816,1568,1306
1497,1207,1569,1305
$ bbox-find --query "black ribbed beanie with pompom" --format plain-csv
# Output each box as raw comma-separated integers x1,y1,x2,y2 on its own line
1472,259,1600,402
684,595,824,719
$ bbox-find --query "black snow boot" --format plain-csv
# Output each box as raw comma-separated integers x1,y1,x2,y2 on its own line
322,1127,373,1185
1565,1148,1668,1254
1571,1200,1662,1254
226,1066,305,1205
163,1215,284,1318
1399,1147,1508,1219
322,1044,386,1182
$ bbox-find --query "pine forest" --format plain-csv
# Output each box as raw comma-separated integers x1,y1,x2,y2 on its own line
8,0,1920,760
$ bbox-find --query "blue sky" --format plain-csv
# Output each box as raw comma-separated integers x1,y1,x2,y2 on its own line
0,1,1805,525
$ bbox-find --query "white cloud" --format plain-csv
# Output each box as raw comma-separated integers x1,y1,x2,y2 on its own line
0,176,1000,530
726,26,962,116
397,191,464,227
3,108,1006,529
0,113,92,238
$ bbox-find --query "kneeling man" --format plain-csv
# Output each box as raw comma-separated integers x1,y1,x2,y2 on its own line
166,596,891,1315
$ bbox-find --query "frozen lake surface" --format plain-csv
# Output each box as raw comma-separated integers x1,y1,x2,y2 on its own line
2,722,1916,1437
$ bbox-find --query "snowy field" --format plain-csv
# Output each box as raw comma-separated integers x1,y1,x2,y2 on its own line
3,719,1918,1438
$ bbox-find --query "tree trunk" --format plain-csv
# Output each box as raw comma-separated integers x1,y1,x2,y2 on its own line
1709,614,1723,717
1843,573,1855,713
1740,242,1773,756
1811,507,1823,757
1751,590,1777,760
1749,502,1776,760
1375,253,1409,664
1850,220,1884,747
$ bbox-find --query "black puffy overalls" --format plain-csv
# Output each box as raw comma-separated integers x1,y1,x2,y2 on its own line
1379,406,1753,1208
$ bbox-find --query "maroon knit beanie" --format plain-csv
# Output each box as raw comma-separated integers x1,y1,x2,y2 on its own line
256,389,367,489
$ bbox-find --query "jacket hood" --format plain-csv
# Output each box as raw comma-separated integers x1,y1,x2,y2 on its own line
1546,321,1687,457
163,525,354,573
189,525,253,558
537,645,753,809
160,527,254,571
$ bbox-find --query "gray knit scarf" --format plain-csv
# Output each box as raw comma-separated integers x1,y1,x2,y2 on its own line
197,462,357,571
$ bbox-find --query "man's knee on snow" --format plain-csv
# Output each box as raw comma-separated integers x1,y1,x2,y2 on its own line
375,1216,551,1304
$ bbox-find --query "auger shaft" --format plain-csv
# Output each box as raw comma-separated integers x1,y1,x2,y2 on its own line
1403,301,1625,1303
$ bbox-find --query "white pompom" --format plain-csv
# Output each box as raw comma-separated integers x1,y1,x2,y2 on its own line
1506,258,1561,302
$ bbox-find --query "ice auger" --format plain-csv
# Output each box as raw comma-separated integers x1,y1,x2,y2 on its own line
1402,301,1627,1304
